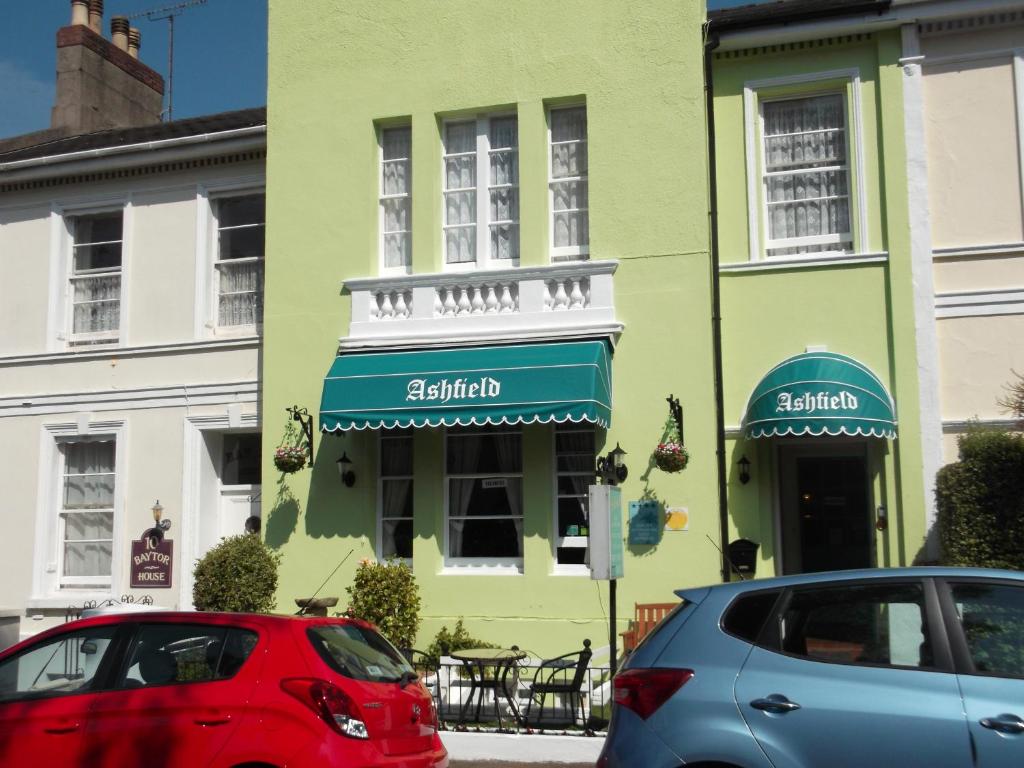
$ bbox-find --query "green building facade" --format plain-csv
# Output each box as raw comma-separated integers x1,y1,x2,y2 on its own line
263,1,929,654
712,25,930,574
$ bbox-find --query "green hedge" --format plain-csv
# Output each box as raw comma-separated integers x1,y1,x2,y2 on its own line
345,559,421,650
192,534,281,613
936,429,1024,570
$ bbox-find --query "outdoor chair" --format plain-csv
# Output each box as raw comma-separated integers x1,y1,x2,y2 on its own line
522,639,592,728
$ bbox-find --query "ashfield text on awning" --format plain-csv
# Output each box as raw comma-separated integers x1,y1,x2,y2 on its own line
743,351,896,439
320,340,612,432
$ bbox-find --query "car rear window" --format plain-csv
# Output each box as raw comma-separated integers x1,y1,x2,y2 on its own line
307,624,413,683
723,590,782,643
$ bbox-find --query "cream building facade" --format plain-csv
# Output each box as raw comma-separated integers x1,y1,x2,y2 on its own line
0,108,266,638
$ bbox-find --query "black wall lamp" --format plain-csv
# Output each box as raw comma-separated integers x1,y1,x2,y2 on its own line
597,443,628,486
738,455,751,485
148,499,172,544
336,452,356,488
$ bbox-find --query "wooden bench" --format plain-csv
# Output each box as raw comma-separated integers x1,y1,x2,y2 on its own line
620,602,677,654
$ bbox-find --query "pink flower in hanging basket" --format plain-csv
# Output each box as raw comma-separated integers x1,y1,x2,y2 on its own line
653,441,689,473
274,445,307,473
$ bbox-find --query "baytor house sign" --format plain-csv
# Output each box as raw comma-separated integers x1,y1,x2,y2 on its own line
130,535,173,588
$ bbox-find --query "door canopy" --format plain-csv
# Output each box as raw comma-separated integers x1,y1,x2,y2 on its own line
743,352,896,439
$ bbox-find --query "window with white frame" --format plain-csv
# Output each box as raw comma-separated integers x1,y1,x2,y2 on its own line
380,126,412,273
443,115,519,268
549,106,589,261
761,93,851,257
69,211,122,343
446,425,522,565
380,428,413,561
58,439,115,588
554,424,596,567
214,194,265,328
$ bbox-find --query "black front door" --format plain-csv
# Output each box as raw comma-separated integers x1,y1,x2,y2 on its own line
780,446,872,574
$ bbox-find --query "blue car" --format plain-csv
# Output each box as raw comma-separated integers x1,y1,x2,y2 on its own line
599,567,1024,768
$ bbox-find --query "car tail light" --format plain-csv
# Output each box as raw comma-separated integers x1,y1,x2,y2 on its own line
280,677,369,739
612,668,693,719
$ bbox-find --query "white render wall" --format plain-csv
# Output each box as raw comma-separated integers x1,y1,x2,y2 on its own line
919,19,1024,464
0,157,263,636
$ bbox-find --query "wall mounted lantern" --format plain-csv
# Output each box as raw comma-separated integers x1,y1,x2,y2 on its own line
148,499,172,544
336,452,356,488
597,443,628,486
738,455,751,485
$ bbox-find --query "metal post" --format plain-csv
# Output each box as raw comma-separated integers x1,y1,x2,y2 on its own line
610,577,618,676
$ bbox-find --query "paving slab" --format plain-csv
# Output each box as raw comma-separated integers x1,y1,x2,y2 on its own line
440,731,603,765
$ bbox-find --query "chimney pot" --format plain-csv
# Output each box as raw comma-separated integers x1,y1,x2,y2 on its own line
111,16,129,51
88,0,103,33
128,28,141,59
70,0,89,27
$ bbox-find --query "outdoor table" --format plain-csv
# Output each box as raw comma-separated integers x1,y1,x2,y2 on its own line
449,646,526,729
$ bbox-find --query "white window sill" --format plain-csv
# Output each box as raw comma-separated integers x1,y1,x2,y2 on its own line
439,564,523,576
720,251,888,273
552,565,590,577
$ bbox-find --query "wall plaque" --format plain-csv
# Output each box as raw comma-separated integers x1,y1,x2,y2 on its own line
130,536,173,588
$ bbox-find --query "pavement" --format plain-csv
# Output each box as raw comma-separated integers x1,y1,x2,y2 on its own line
440,731,603,766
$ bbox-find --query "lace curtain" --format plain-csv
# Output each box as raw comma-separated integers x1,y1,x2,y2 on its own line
550,107,589,253
72,274,121,334
62,441,115,579
218,260,264,326
382,127,411,270
763,94,850,255
444,122,477,264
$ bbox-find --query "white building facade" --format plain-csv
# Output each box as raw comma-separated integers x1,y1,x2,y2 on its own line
0,109,266,638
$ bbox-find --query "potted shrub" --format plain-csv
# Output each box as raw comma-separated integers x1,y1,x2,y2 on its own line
345,559,421,651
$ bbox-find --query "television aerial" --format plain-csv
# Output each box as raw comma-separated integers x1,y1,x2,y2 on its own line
127,0,208,121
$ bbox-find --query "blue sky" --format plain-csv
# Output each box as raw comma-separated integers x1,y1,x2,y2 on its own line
0,0,267,138
1,0,758,140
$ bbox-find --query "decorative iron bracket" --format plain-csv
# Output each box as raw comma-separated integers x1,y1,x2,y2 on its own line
666,394,684,443
286,405,315,464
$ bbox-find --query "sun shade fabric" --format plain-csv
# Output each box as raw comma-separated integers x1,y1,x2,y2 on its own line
744,352,896,439
320,340,612,432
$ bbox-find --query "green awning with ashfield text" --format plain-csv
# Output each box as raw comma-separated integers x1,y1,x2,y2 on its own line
319,340,612,432
743,352,897,439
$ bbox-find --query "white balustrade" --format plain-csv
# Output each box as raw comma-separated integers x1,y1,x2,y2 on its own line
344,261,619,349
370,289,413,321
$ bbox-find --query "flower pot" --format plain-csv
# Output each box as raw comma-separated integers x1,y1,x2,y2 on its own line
274,447,307,473
653,442,689,473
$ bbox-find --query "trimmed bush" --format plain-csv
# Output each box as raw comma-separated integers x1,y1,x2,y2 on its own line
193,533,281,613
423,619,496,667
345,559,421,650
936,429,1024,570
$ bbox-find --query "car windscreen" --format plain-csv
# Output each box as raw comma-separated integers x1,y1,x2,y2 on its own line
307,624,413,683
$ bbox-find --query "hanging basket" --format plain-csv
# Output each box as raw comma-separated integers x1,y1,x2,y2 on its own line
274,445,308,473
653,441,689,473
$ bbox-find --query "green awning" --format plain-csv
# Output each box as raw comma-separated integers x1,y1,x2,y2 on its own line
320,340,612,432
743,352,896,439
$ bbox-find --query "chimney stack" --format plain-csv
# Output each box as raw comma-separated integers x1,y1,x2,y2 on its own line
128,28,141,59
52,5,164,133
88,0,103,33
70,0,89,26
110,16,129,52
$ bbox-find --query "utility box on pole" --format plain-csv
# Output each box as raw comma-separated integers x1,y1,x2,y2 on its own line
588,484,624,580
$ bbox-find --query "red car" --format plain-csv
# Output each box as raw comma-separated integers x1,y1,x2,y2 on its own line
0,611,447,767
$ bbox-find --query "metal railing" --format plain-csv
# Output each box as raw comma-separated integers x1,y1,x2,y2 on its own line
423,658,612,733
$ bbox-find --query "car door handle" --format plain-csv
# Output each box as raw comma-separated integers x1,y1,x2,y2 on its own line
43,722,80,734
980,714,1024,734
194,714,232,726
750,695,802,714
